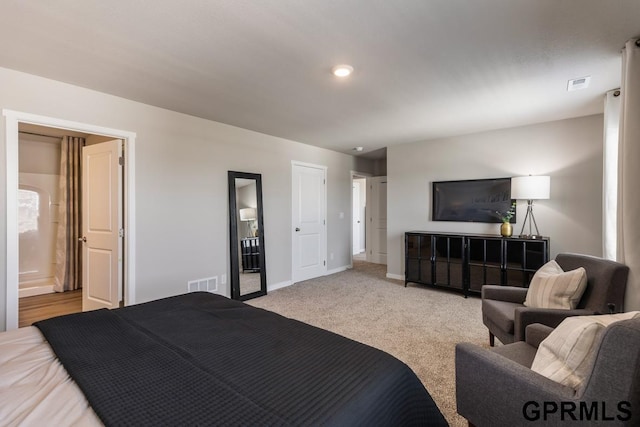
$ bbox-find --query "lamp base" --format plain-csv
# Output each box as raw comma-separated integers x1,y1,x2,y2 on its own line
518,234,545,240
518,200,543,239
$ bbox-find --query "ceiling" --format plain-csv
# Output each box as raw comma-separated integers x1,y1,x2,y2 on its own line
1,1,638,157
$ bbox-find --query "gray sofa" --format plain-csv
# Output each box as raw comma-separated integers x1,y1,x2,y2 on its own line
456,319,640,426
482,253,629,346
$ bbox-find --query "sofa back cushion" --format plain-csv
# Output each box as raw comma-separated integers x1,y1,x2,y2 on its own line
555,253,629,312
531,312,640,389
524,260,587,309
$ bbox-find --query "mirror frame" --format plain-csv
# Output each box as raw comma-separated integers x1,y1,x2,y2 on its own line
228,171,267,301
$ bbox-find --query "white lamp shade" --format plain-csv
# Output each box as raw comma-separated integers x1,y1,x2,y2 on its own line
511,176,550,200
239,207,257,221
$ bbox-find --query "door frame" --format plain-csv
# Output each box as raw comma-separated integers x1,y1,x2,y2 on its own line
350,171,371,267
291,161,327,283
3,109,137,330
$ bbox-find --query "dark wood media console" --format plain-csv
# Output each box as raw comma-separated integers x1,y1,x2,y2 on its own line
405,232,549,297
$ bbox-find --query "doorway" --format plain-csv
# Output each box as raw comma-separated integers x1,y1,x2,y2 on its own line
351,174,367,260
4,110,137,330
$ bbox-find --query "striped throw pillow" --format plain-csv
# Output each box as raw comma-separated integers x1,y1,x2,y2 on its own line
531,312,640,389
523,260,587,309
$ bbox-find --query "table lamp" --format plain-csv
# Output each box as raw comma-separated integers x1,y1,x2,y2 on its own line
511,175,550,239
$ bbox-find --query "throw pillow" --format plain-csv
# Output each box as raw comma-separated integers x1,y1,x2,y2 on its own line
523,260,587,309
531,311,640,389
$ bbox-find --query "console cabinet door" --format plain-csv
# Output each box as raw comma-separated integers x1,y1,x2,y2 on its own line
406,233,433,284
418,235,433,284
433,235,464,290
503,239,548,286
405,234,421,282
467,237,502,293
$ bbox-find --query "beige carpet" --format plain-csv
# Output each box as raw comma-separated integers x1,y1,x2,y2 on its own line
248,260,489,427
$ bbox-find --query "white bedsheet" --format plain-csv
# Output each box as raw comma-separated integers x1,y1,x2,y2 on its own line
0,326,101,426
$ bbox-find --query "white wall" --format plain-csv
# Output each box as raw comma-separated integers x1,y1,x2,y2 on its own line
0,66,375,331
388,114,604,278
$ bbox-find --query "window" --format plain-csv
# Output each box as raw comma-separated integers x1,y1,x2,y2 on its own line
18,189,40,234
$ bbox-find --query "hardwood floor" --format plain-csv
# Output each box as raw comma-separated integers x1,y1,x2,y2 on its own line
19,290,82,327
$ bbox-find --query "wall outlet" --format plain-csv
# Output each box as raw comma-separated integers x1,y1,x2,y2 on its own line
221,274,226,285
330,252,334,260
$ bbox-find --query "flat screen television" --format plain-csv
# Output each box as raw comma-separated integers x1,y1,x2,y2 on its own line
432,178,515,223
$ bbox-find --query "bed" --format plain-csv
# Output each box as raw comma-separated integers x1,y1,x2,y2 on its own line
1,292,447,426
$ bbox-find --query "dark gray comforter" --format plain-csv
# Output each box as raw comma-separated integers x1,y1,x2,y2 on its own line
35,292,447,426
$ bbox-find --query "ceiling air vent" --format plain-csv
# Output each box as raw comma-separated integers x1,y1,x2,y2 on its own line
567,76,591,91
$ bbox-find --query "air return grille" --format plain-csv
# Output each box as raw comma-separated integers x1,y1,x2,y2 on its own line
187,276,218,293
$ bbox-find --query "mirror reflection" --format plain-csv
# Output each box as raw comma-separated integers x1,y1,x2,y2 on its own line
228,171,266,300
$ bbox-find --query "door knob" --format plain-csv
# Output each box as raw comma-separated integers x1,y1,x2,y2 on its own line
78,236,86,242
295,227,300,232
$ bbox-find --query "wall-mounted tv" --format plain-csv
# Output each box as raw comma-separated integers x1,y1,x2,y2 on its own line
432,178,515,223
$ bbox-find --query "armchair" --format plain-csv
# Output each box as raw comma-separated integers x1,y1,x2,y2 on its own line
482,253,629,346
456,319,640,426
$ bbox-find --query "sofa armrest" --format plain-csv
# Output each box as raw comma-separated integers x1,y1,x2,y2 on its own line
514,308,594,341
456,342,575,427
481,285,528,304
525,323,555,348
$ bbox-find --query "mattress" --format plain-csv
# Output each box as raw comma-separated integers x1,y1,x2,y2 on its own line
0,326,101,426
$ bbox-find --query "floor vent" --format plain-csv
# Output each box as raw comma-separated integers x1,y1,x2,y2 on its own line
187,276,218,293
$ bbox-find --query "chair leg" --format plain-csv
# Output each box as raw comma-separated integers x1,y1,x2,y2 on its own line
489,332,495,347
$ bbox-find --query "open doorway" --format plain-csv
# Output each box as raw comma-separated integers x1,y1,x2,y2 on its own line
352,176,366,261
4,110,137,330
18,125,84,325
18,125,85,296
351,172,371,265
17,124,123,326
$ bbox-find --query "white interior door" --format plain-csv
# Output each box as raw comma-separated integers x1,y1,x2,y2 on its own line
366,176,387,265
292,163,326,282
82,140,123,311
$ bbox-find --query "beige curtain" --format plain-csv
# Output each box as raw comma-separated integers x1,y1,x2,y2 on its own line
603,89,620,260
617,38,640,311
54,136,85,292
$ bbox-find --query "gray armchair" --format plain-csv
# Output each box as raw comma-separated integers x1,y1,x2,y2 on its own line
456,319,640,426
482,253,629,346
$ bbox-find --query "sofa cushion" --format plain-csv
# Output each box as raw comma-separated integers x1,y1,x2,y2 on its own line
481,299,521,334
531,311,640,389
491,341,537,368
524,260,587,309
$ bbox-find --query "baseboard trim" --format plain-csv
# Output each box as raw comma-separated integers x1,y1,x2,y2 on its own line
269,266,350,293
19,284,55,298
268,280,293,292
386,273,404,281
327,265,350,275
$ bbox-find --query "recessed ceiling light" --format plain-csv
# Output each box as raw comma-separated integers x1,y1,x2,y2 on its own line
353,146,364,152
332,64,354,78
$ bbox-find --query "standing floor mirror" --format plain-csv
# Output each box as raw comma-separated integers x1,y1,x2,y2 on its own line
228,171,267,300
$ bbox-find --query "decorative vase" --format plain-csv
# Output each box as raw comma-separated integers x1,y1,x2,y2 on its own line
500,222,512,237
